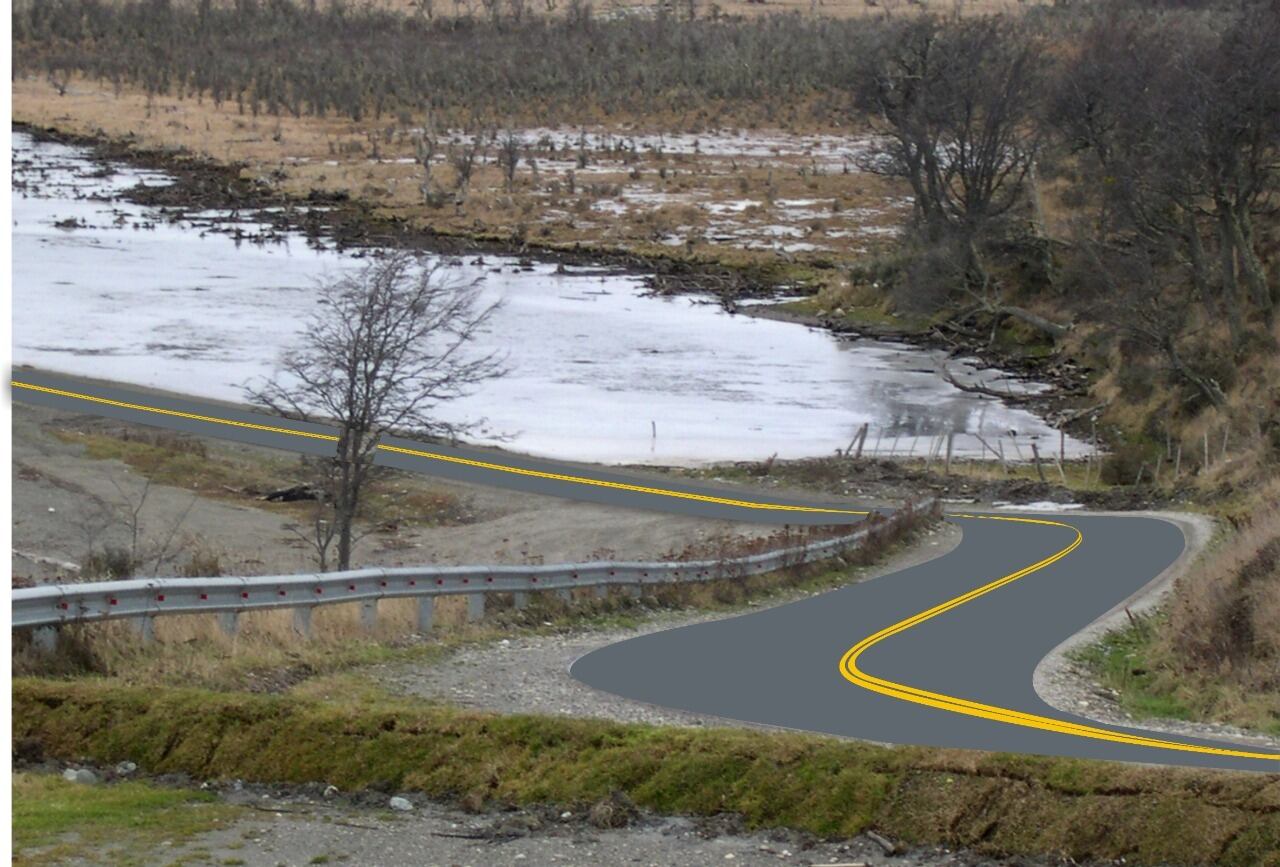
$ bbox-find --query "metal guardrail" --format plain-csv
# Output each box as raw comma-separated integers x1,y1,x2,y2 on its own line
13,499,936,642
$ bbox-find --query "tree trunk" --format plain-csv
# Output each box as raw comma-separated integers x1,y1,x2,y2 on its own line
1234,209,1273,315
1163,334,1226,408
995,305,1072,340
1217,206,1244,348
1183,212,1212,306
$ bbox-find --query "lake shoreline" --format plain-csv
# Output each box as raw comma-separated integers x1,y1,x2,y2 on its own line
14,121,1090,464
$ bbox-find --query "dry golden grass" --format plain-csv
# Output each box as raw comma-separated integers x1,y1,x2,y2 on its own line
1162,504,1280,693
13,75,909,278
1078,497,1280,735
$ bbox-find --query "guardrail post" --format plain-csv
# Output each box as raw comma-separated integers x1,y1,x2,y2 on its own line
217,612,239,637
512,592,530,611
593,585,609,600
416,598,434,633
130,616,155,644
624,585,642,599
360,600,378,634
554,589,572,604
467,593,486,622
292,606,313,638
31,626,58,654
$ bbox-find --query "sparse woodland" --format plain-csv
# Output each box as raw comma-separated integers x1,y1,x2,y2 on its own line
12,0,1280,719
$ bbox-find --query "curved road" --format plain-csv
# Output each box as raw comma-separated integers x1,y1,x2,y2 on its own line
12,370,1280,772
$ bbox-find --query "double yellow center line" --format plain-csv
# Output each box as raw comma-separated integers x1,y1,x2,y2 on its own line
841,514,1280,761
13,378,1279,763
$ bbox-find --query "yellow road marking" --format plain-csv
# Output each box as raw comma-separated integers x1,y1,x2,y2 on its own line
840,514,1280,761
12,381,341,442
15,379,1274,760
11,380,869,517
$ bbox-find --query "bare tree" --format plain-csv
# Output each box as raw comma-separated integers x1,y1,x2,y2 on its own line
497,130,524,192
855,16,1041,250
854,15,1059,335
247,254,505,571
1051,8,1280,348
449,133,483,199
413,128,440,204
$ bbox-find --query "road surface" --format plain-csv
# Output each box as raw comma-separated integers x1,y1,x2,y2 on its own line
11,370,1280,771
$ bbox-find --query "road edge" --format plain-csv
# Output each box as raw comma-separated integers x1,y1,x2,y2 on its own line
1032,510,1280,752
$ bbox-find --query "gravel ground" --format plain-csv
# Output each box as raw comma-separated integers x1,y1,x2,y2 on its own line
34,767,1094,867
374,523,961,729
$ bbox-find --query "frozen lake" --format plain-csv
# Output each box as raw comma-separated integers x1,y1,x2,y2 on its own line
12,131,1085,465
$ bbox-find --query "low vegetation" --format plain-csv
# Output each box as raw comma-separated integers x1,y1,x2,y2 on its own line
1075,502,1280,735
13,512,931,691
15,679,1280,866
12,771,239,866
46,422,476,580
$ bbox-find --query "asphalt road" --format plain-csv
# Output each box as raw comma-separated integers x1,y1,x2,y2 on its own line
10,369,867,526
575,513,1280,772
11,370,1280,771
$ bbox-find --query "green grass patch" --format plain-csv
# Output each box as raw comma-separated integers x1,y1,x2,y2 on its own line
774,298,934,334
1069,615,1194,723
13,772,240,866
1072,614,1280,737
14,680,1280,866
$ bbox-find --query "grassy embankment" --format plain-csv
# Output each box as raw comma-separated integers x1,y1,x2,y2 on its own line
1072,501,1280,737
14,678,1280,867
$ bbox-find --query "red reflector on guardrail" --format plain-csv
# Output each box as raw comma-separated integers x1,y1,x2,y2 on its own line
157,594,165,602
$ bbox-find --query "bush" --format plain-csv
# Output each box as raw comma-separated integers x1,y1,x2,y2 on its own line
81,546,138,580
1099,442,1154,486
